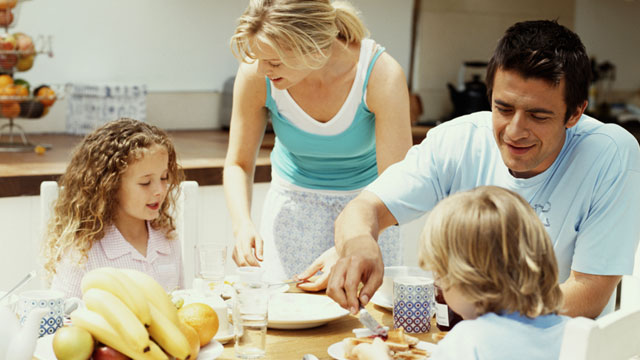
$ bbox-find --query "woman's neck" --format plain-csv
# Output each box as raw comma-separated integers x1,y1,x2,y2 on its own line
113,217,149,257
303,39,359,86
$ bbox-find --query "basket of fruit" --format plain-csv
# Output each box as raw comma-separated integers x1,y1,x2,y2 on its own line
0,74,57,118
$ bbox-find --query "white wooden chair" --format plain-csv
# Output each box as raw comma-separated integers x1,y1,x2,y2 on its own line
559,306,640,360
40,180,199,289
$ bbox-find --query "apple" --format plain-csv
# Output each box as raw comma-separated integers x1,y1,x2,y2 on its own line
0,33,15,49
52,326,95,360
15,53,33,71
92,344,129,360
14,32,35,55
0,0,17,10
0,9,13,27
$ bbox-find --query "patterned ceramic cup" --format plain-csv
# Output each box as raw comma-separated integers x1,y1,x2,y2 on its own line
16,290,82,337
393,276,435,334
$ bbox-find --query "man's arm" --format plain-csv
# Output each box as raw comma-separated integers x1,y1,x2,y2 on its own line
327,191,398,314
560,270,621,318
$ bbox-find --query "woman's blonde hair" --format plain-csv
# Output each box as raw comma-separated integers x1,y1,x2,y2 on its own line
42,118,184,278
418,186,564,318
230,0,368,69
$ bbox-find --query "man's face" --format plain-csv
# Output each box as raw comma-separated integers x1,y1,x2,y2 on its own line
492,69,584,178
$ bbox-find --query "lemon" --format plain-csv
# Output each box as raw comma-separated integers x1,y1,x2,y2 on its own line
178,302,219,346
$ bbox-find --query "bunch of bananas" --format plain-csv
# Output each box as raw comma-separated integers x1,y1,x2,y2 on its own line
69,267,195,360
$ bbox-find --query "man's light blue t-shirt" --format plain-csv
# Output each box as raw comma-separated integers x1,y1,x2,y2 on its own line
368,111,640,311
430,312,569,360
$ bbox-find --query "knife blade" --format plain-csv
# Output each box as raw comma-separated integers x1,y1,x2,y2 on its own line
358,306,388,338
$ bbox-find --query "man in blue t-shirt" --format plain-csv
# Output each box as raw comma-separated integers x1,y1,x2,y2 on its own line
322,20,640,319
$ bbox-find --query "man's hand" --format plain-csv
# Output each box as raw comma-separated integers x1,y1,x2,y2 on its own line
327,236,385,315
294,247,339,292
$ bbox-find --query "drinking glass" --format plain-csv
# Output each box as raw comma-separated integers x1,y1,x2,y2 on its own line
233,281,268,359
194,243,227,295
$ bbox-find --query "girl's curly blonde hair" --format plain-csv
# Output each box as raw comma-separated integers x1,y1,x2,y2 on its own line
230,0,369,69
42,118,184,278
419,186,564,318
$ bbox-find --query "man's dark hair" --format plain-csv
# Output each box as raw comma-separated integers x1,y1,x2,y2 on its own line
486,20,590,122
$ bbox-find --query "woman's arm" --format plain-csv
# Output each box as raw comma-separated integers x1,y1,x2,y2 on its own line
366,51,412,173
223,61,269,267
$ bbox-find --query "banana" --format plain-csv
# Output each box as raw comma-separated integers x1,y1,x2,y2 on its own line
142,341,169,360
147,302,191,360
83,288,150,354
120,268,180,324
70,308,157,360
81,267,151,326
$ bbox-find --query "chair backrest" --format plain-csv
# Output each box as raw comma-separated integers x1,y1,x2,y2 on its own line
39,180,199,289
559,307,640,360
621,275,640,312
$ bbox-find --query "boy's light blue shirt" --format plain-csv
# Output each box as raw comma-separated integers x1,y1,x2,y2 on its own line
368,112,640,312
430,312,569,360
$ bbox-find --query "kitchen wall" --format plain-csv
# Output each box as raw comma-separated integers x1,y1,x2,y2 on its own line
412,0,640,122
10,0,412,133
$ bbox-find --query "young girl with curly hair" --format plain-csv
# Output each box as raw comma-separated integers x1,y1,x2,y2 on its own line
42,118,185,298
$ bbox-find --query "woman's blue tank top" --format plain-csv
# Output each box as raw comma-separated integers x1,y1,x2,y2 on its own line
265,44,385,191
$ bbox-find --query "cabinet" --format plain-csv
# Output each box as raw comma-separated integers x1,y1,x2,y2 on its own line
0,0,55,152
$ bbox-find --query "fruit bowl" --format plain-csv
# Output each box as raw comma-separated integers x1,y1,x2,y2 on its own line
0,33,53,73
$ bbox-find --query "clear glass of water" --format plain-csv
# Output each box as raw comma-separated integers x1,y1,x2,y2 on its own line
194,243,227,294
234,281,268,359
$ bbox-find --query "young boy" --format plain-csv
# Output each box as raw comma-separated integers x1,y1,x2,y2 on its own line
350,185,568,360
420,186,568,359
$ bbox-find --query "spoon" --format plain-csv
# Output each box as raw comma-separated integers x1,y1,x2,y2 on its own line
302,354,319,360
0,270,36,302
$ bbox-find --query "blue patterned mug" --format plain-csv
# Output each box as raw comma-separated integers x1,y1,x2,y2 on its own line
393,276,435,334
16,290,82,337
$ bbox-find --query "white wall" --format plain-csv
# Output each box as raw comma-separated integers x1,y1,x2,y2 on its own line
0,183,424,291
12,0,412,92
574,0,640,91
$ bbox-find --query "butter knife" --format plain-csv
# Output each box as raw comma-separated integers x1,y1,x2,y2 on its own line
358,306,388,337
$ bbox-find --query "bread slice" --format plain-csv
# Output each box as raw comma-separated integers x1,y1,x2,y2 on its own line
342,327,430,359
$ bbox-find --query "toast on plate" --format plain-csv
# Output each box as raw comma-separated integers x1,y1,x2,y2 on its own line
342,327,429,359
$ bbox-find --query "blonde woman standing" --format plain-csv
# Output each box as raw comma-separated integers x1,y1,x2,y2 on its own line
225,0,412,288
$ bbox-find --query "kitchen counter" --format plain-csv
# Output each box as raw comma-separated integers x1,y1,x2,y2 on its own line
0,127,430,197
5,122,636,198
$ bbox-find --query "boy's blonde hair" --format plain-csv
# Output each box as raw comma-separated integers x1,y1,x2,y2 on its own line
42,118,184,278
418,186,563,318
230,0,368,69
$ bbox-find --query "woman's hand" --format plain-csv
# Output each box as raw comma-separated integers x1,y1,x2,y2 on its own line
352,337,392,360
294,247,339,292
232,221,263,267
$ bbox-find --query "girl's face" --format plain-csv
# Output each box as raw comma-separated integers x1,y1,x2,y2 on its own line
116,144,170,224
442,284,477,320
251,38,314,90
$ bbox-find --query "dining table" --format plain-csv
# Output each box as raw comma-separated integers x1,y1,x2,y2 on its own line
217,285,439,360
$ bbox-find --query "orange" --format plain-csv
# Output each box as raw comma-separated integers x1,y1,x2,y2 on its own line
177,303,219,347
0,85,16,105
36,87,56,106
1,102,19,118
0,74,12,87
14,84,28,97
177,320,200,360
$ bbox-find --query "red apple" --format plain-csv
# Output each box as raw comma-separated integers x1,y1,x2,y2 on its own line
0,9,13,27
91,344,128,360
14,32,35,55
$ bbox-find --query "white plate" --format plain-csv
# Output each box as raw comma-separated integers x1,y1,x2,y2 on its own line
199,340,224,359
327,340,437,360
370,292,393,311
268,293,350,330
214,327,235,344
